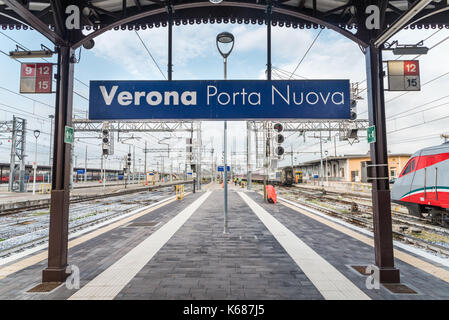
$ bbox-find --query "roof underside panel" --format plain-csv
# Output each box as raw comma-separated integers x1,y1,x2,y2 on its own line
0,1,448,32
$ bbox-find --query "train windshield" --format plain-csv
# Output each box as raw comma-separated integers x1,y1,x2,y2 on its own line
400,158,415,177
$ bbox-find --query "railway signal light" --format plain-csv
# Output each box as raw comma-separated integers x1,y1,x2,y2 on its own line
275,146,285,156
273,123,285,157
273,123,283,133
102,122,110,156
350,99,357,120
127,153,132,167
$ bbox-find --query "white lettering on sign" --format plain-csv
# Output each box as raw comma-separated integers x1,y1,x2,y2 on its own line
272,85,345,106
117,91,133,106
98,84,344,108
99,85,197,106
207,85,261,106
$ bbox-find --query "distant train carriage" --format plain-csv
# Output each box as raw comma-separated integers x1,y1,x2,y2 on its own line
242,167,294,186
281,167,294,186
391,142,449,227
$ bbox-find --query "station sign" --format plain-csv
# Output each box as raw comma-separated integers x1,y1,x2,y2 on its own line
387,60,420,91
20,63,53,94
218,166,230,172
76,169,85,174
89,80,350,120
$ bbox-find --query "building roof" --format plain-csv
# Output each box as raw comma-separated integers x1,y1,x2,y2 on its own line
295,153,412,167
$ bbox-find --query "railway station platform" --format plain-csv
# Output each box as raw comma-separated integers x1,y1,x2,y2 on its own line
0,183,449,300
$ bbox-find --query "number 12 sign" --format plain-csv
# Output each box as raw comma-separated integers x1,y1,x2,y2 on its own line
20,63,53,94
387,60,420,92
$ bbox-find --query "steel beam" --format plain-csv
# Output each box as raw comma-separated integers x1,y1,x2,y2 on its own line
2,0,65,45
365,43,400,284
71,1,368,49
252,120,369,132
374,0,433,48
72,120,194,132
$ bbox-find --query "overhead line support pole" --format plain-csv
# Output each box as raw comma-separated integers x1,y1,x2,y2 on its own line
167,4,173,81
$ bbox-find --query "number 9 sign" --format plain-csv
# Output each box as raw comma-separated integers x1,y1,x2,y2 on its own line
20,63,53,94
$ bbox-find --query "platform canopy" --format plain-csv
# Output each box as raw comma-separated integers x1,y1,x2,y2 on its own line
0,1,448,48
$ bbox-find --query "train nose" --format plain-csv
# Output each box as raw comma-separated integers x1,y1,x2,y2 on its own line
390,179,401,202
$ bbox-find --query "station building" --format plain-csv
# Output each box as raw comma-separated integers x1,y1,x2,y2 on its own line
295,153,411,183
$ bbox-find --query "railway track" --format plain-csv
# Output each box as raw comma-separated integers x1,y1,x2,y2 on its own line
280,186,449,236
0,190,177,258
252,184,449,257
0,180,193,216
278,195,449,257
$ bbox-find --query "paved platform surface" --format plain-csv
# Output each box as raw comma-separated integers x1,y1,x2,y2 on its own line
0,184,448,300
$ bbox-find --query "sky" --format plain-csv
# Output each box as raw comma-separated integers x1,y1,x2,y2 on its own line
0,23,448,175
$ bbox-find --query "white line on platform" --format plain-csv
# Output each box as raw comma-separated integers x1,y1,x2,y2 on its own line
279,196,449,269
238,192,370,300
68,191,211,300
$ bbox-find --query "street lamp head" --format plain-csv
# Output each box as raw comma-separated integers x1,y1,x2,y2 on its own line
216,32,235,58
34,129,40,139
48,114,54,119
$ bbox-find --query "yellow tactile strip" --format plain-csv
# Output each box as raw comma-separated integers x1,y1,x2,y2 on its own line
0,197,178,280
280,200,449,284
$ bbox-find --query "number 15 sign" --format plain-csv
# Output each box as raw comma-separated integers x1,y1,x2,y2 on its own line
387,60,420,91
20,63,53,94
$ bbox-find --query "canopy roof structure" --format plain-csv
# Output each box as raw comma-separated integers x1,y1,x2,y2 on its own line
0,1,448,48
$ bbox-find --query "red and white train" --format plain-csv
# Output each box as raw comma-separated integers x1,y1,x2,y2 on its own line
391,142,449,227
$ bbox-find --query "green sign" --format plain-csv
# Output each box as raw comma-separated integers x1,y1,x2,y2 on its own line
64,126,74,144
367,126,376,144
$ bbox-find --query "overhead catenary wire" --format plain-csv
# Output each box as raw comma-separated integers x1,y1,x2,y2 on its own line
288,29,322,80
135,30,167,80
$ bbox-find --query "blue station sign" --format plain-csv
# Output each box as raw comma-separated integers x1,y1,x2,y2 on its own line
89,80,350,120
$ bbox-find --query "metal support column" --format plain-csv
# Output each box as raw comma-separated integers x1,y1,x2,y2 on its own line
144,140,147,183
43,45,74,283
84,145,87,183
246,121,252,190
365,43,400,283
197,122,201,191
8,118,17,192
320,131,324,187
167,5,173,81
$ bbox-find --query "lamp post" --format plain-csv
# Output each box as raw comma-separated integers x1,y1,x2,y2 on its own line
217,31,234,234
33,129,40,195
325,150,329,185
